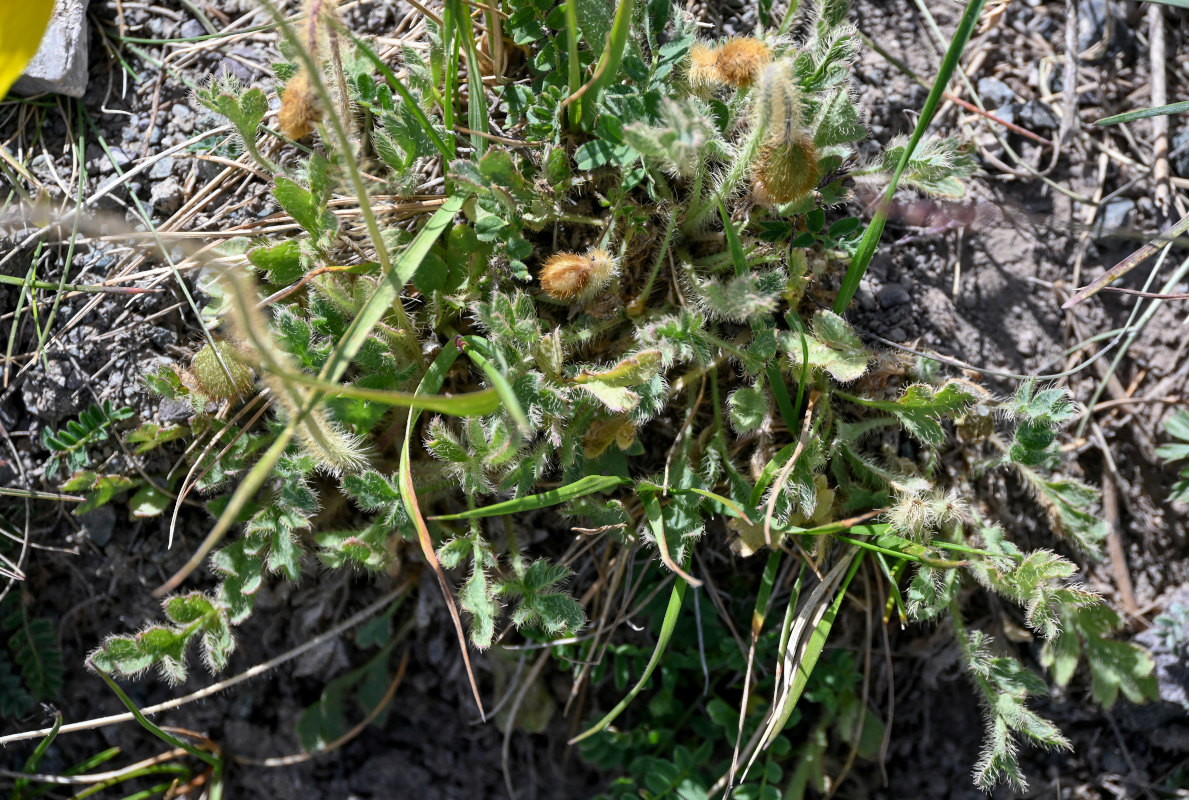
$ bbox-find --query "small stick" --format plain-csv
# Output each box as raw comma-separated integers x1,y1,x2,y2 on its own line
1148,4,1171,221
1100,460,1139,619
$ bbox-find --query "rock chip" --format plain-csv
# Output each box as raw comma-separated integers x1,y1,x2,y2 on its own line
148,156,175,180
1095,197,1135,240
79,506,115,548
1016,99,1061,132
1171,126,1189,179
149,176,182,216
977,77,1014,110
11,0,90,98
877,283,912,308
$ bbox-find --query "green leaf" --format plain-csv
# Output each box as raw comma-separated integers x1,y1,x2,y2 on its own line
863,381,976,447
126,422,188,454
248,239,305,285
164,592,216,625
1028,474,1109,556
574,139,638,170
63,472,137,514
728,384,769,434
572,350,663,387
578,380,641,413
786,310,869,382
130,483,172,518
3,599,64,702
273,176,337,240
1039,604,1157,707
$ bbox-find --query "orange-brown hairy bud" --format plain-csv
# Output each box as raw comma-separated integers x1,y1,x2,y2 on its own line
752,136,821,206
279,69,321,140
688,42,721,89
715,38,771,88
539,247,617,302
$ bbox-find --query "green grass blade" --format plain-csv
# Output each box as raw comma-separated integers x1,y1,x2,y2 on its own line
777,552,862,723
874,552,908,625
447,0,488,153
568,567,688,744
684,486,755,523
91,669,219,767
14,713,60,795
1096,99,1189,126
580,0,637,130
564,0,582,127
400,341,487,718
459,335,532,435
261,370,500,416
429,475,631,520
322,194,466,383
833,0,987,313
719,200,748,276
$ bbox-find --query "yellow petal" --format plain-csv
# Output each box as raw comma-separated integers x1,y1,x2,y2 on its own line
0,0,57,99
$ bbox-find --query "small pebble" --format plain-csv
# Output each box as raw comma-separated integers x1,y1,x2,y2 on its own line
79,506,116,548
150,176,182,216
1016,100,1060,131
977,77,1014,110
1095,198,1135,239
180,19,205,39
148,156,175,180
878,283,912,308
1171,127,1189,179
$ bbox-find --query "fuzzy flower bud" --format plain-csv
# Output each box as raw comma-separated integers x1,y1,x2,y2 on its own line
188,340,254,400
750,59,820,205
714,37,771,88
279,69,320,140
688,43,721,89
539,247,618,302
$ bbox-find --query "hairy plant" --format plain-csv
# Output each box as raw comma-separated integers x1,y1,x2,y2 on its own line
58,0,1155,793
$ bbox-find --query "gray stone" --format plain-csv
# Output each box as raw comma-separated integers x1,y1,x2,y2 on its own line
976,77,1014,110
1135,588,1189,709
179,19,205,39
148,156,175,180
854,285,877,312
1016,100,1061,132
149,176,182,216
108,147,132,170
1171,126,1189,179
1095,198,1136,239
11,0,90,99
157,397,193,423
877,283,912,308
79,506,115,548
1077,0,1110,55
21,355,82,423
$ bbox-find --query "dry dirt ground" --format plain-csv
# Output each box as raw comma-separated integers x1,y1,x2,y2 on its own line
1,0,1188,798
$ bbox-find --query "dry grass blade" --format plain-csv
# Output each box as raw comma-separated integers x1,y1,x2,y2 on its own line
1062,210,1189,308
728,552,858,786
399,343,487,720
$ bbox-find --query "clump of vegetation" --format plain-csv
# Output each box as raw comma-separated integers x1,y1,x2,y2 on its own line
38,0,1155,793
